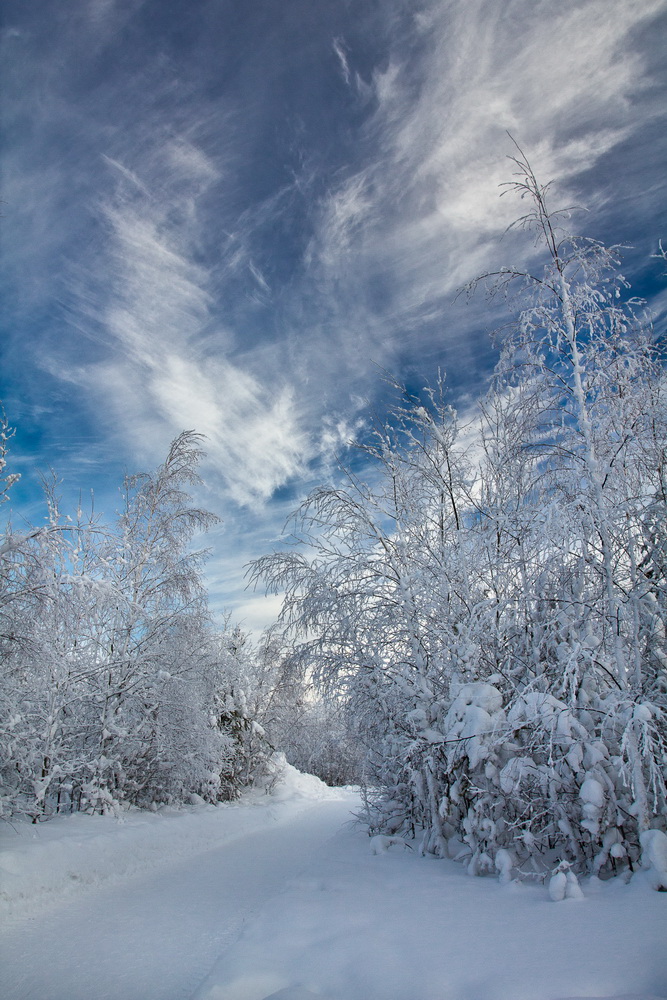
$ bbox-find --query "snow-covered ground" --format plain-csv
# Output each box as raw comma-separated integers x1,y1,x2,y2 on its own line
1,762,665,1000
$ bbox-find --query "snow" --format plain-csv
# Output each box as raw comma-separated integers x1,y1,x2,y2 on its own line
494,847,514,884
0,758,334,926
368,835,412,855
549,868,569,901
580,776,606,809
640,829,667,891
548,861,584,902
1,768,666,1000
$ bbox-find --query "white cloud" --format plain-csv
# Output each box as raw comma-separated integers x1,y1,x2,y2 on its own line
332,37,351,87
164,138,220,186
4,0,665,630
308,0,667,335
150,353,308,506
68,139,313,507
224,592,285,638
101,156,151,196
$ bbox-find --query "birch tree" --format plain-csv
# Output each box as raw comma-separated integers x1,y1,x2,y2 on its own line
1,431,272,818
253,156,667,877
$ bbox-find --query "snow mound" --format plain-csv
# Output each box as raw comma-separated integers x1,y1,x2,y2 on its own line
369,834,412,854
640,829,667,891
549,860,584,901
264,754,336,802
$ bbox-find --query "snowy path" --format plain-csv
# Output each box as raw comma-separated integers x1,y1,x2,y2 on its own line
193,817,667,1000
1,774,666,1000
0,795,354,1000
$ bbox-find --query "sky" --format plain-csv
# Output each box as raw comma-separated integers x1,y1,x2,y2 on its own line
2,0,667,634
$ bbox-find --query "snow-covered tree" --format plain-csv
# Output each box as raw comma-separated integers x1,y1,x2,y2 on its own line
0,431,272,818
253,156,667,878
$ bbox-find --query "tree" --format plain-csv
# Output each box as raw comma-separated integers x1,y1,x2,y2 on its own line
464,150,667,861
0,431,273,819
0,408,20,507
253,154,667,877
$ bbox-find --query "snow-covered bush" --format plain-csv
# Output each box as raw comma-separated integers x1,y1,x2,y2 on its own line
0,432,273,819
253,155,667,879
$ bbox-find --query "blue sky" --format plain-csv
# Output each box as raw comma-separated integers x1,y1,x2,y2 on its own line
2,0,667,632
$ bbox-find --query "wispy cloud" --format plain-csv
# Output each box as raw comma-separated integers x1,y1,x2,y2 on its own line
79,147,312,506
2,0,665,632
332,37,351,88
307,0,667,344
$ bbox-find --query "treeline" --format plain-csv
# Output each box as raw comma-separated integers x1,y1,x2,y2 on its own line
0,429,359,821
0,431,258,818
253,155,667,878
